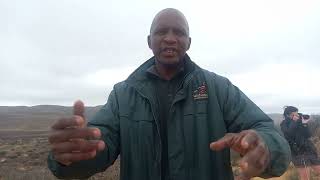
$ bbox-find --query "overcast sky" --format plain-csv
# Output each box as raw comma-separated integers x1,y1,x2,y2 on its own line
1,0,319,113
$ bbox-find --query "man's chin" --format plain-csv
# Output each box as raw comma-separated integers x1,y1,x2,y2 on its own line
157,57,182,68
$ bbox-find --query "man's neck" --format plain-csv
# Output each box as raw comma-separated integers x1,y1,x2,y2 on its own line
155,60,184,81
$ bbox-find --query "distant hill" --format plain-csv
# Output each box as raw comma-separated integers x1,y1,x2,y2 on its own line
0,105,316,131
0,105,102,130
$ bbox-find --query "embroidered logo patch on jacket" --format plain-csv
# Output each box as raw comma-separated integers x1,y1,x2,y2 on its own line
193,82,208,100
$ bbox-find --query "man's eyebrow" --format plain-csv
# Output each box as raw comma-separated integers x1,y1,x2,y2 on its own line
174,27,187,33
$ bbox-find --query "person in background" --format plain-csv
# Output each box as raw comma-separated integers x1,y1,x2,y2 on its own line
281,106,320,180
47,8,290,180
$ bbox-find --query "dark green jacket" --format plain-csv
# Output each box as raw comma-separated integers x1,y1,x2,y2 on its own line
48,55,290,180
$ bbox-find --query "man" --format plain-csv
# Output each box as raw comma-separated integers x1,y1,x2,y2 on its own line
281,106,320,180
48,8,290,180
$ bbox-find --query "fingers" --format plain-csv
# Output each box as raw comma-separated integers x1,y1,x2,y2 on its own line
54,150,98,165
73,100,85,117
49,126,105,165
239,142,269,170
51,139,105,154
237,141,270,179
48,100,106,165
240,130,259,150
210,132,246,153
210,130,270,179
51,116,85,130
210,133,236,151
210,130,259,153
52,139,105,165
49,127,101,144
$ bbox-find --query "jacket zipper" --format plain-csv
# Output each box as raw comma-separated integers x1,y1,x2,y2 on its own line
170,69,198,110
132,88,163,176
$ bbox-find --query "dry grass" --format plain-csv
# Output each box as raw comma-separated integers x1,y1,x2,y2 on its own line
1,111,319,180
0,133,119,180
1,133,319,180
252,164,299,180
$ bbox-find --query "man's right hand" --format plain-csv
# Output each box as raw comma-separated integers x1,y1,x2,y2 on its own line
48,100,105,166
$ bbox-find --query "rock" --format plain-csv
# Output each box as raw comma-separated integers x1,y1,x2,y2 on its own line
17,166,27,171
6,153,18,159
6,153,17,159
22,153,29,157
0,158,6,163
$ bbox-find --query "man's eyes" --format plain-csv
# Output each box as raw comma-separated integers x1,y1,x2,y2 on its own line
155,29,167,35
174,30,187,36
154,29,187,36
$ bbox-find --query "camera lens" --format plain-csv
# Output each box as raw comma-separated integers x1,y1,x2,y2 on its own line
302,114,310,119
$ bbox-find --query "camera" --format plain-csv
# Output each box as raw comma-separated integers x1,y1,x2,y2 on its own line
298,113,310,120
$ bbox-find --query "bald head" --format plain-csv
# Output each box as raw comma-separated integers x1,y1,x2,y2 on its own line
147,8,191,70
150,8,189,36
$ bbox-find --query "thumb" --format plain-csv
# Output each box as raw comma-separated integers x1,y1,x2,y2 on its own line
73,100,85,118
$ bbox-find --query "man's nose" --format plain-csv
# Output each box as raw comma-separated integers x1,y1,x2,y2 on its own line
163,30,177,44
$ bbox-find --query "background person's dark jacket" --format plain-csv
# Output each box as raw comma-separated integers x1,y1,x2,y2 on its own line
281,118,317,156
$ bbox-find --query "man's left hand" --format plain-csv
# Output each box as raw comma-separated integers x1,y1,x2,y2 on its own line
210,130,270,180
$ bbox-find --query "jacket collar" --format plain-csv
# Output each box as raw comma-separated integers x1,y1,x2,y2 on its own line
125,54,200,100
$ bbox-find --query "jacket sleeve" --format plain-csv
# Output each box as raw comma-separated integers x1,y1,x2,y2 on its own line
47,90,120,179
210,73,291,178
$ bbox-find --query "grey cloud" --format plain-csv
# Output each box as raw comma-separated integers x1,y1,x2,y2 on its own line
1,1,320,113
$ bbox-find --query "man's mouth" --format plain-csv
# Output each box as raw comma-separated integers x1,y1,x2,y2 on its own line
162,48,177,57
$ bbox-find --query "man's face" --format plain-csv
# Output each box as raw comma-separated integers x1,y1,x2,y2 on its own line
289,112,300,121
148,11,191,67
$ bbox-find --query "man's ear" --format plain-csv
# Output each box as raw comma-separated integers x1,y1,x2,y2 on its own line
147,35,151,49
186,37,191,50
